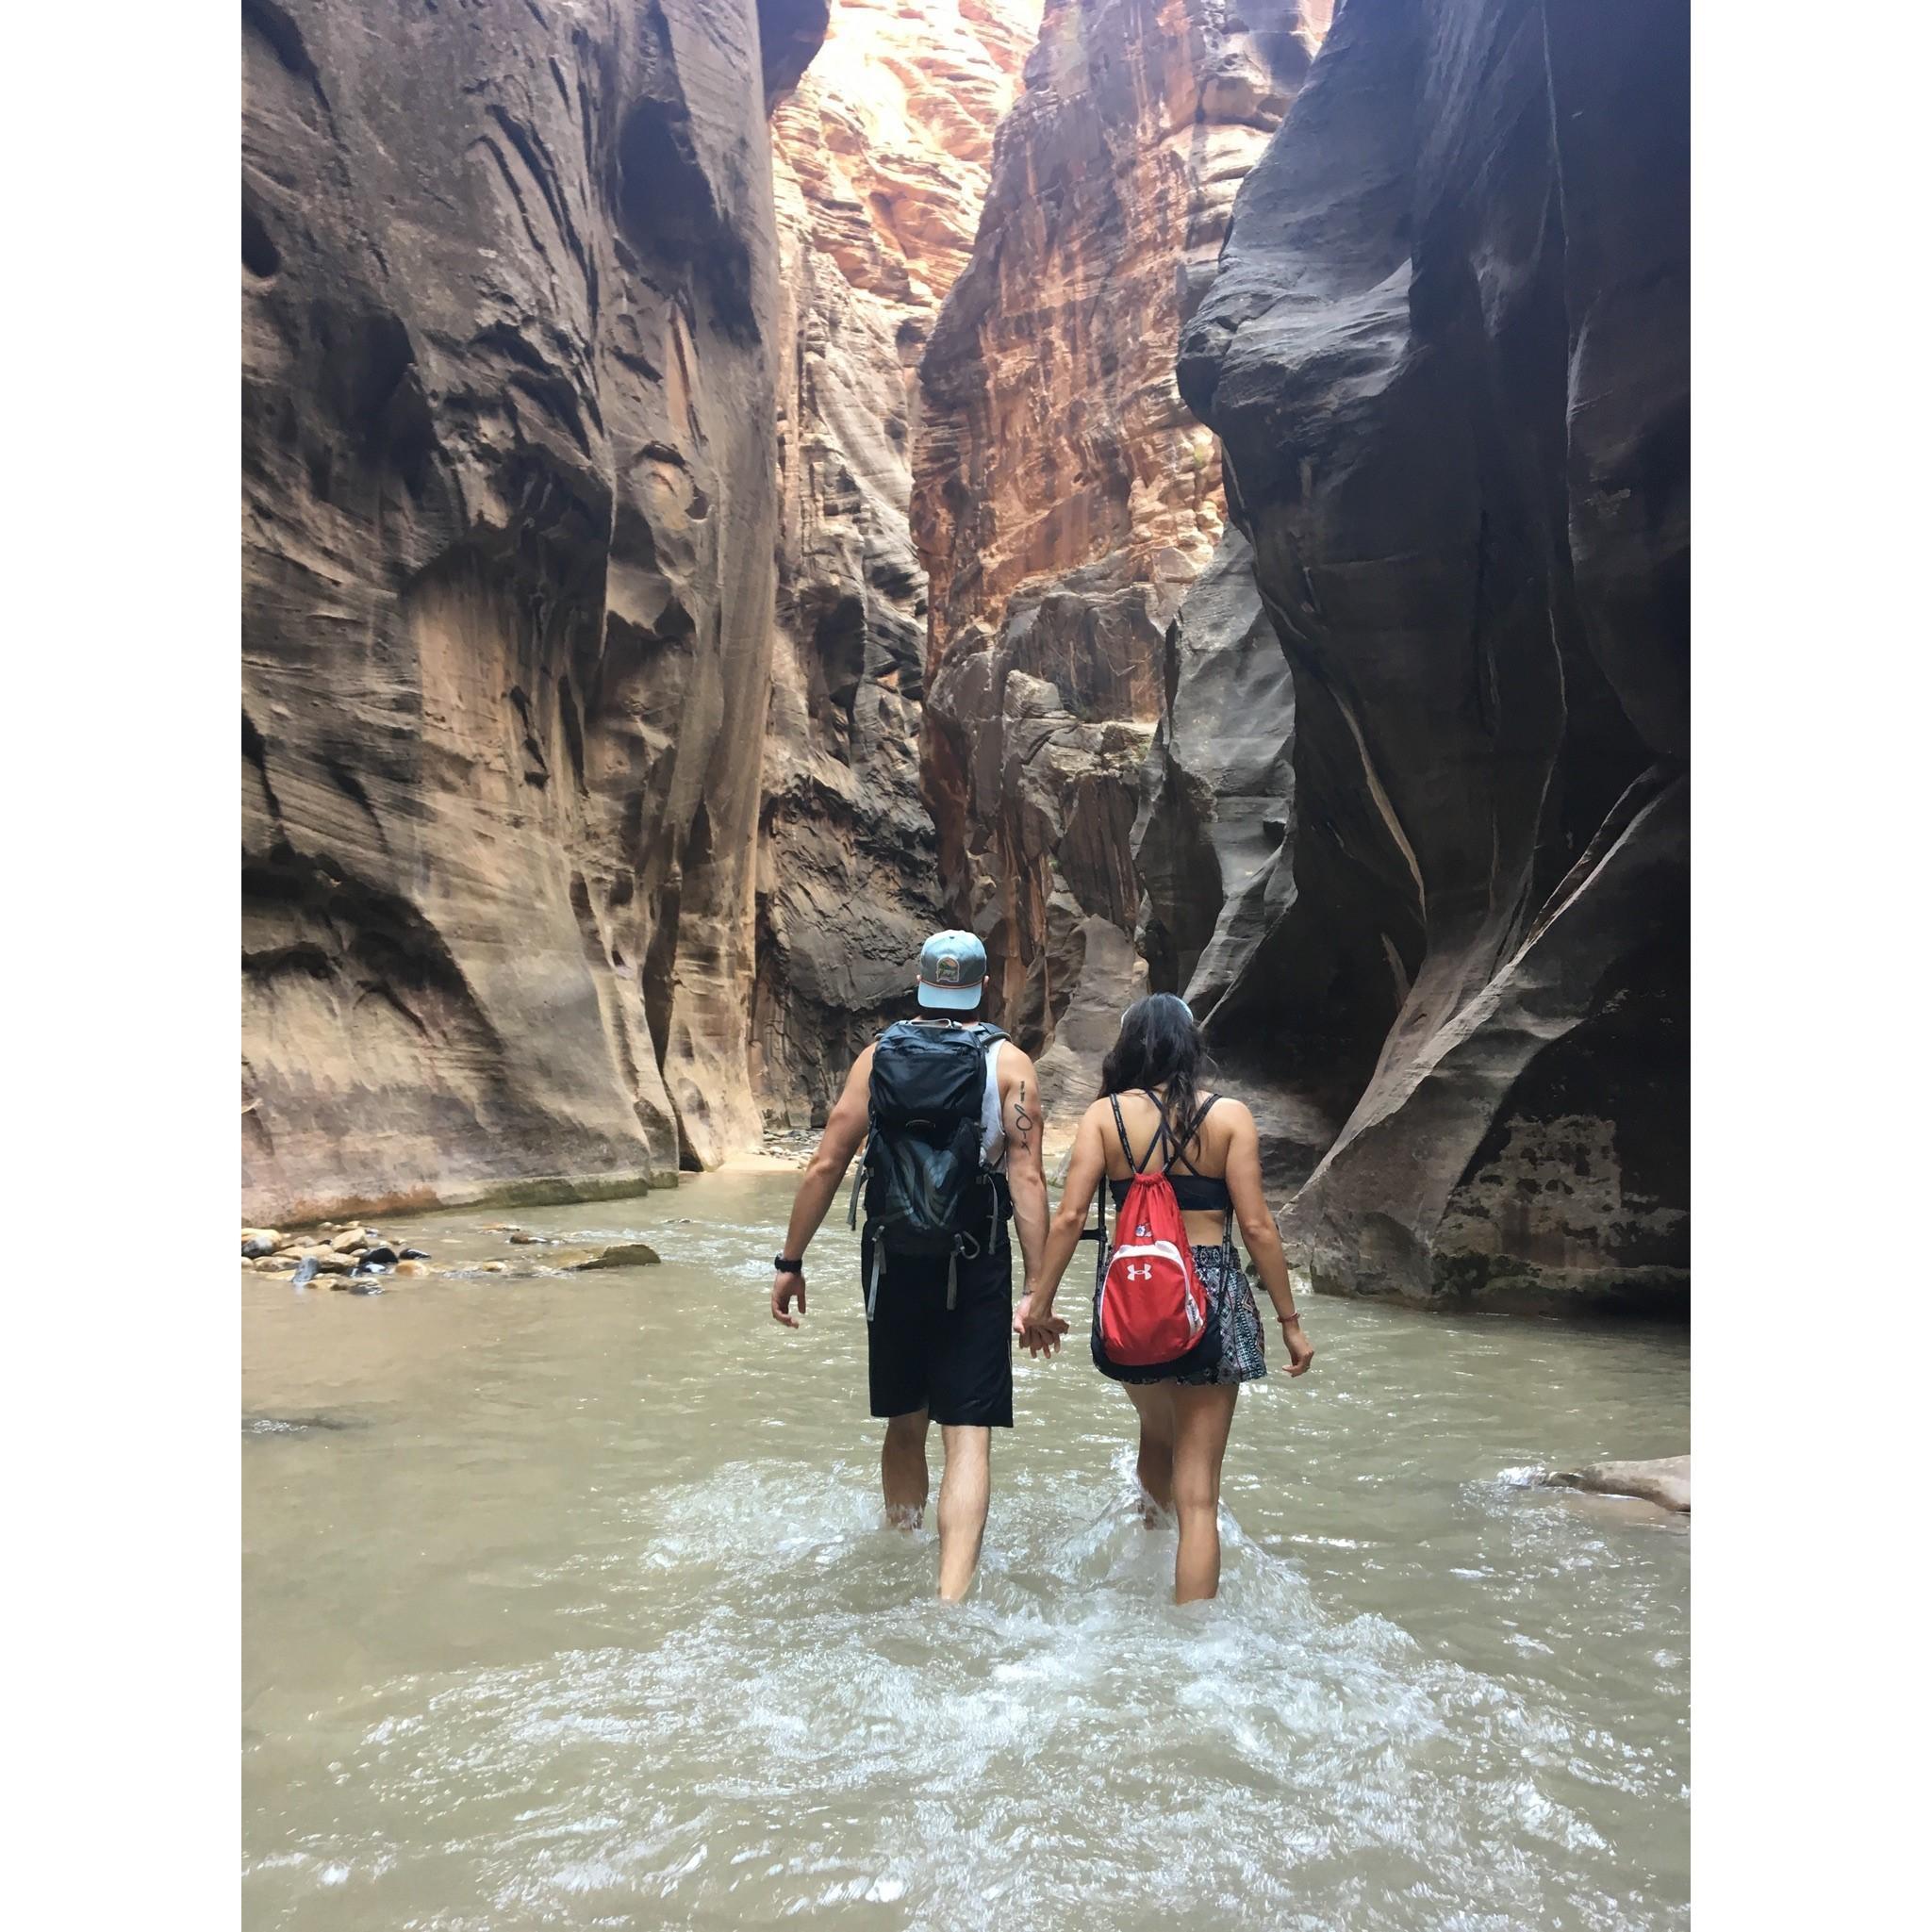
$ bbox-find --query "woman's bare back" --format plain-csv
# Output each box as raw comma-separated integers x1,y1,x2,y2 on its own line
1096,1086,1234,1247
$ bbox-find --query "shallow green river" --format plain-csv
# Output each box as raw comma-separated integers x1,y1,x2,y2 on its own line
242,1169,1689,1929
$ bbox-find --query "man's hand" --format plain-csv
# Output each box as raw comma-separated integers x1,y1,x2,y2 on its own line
772,1268,807,1328
1014,1291,1069,1358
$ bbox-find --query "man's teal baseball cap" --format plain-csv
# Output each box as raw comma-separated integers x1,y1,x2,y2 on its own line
916,929,987,1012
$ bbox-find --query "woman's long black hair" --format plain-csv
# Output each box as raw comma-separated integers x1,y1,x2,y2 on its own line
1098,993,1210,1149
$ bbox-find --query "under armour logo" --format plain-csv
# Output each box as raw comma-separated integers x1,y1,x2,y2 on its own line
1126,1263,1151,1282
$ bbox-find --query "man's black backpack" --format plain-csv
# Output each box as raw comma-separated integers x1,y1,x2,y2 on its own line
847,1019,1008,1317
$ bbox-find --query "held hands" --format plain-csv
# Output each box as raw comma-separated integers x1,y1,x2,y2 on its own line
771,1269,807,1328
1014,1290,1070,1359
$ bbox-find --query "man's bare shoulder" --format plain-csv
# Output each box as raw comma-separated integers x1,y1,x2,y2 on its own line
835,1044,875,1101
995,1038,1037,1089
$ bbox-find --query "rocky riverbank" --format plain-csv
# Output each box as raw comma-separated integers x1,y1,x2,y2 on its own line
239,1222,660,1289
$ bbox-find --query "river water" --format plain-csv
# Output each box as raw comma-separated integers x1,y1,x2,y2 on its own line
242,1170,1689,1930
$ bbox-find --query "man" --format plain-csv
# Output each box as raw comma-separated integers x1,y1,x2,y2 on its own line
770,930,1049,1600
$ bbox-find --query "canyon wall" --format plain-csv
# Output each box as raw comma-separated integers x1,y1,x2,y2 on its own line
243,0,1689,1312
1170,0,1689,1309
914,0,1330,1124
242,0,829,1222
755,0,1035,1125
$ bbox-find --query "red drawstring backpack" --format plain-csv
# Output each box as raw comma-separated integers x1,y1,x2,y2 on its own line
1090,1094,1225,1382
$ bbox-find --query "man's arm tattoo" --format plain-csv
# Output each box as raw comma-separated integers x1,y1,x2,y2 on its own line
1012,1079,1034,1152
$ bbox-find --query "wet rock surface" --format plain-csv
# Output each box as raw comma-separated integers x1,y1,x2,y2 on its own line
243,0,828,1224
915,0,1329,1120
1544,1456,1690,1515
1170,0,1689,1308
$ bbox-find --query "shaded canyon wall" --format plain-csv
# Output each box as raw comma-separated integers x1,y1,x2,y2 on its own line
1166,0,1689,1309
242,0,833,1222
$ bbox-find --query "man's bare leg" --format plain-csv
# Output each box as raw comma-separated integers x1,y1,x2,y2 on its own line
883,1408,931,1528
1125,1383,1176,1522
935,1425,991,1600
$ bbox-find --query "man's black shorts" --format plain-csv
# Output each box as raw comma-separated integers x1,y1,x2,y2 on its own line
862,1226,1014,1428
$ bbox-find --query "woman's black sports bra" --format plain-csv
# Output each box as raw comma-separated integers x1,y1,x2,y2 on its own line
1106,1091,1233,1212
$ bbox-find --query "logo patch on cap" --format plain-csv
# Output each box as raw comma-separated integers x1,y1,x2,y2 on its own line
935,952,962,985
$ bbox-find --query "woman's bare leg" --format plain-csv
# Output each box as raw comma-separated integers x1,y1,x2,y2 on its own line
882,1408,930,1528
1124,1383,1176,1521
1170,1384,1239,1603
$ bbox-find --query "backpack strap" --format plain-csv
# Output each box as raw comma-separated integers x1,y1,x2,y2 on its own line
1110,1092,1163,1173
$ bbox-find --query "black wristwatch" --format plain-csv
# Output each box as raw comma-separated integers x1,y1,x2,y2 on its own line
773,1254,805,1275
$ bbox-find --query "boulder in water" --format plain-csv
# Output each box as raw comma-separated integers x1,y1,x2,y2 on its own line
358,1245,400,1269
328,1229,372,1254
1544,1456,1689,1513
570,1242,662,1270
241,1230,282,1258
393,1259,429,1278
289,1257,319,1289
399,1247,430,1262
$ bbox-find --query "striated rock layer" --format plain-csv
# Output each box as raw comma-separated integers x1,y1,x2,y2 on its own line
915,0,1329,1126
756,0,1036,1125
1172,0,1689,1310
242,0,828,1223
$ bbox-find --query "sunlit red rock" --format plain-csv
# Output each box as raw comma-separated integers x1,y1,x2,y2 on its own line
756,0,1037,1122
913,0,1328,1120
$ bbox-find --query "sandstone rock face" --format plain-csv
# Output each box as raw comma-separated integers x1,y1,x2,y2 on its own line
1135,528,1397,1189
242,0,825,1223
1545,1457,1690,1515
1173,0,1689,1310
755,0,1035,1125
915,0,1329,1125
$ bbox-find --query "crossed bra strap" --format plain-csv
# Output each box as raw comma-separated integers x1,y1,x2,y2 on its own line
1109,1090,1221,1176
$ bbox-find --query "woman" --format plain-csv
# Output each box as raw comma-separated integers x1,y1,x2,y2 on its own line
1015,993,1313,1603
